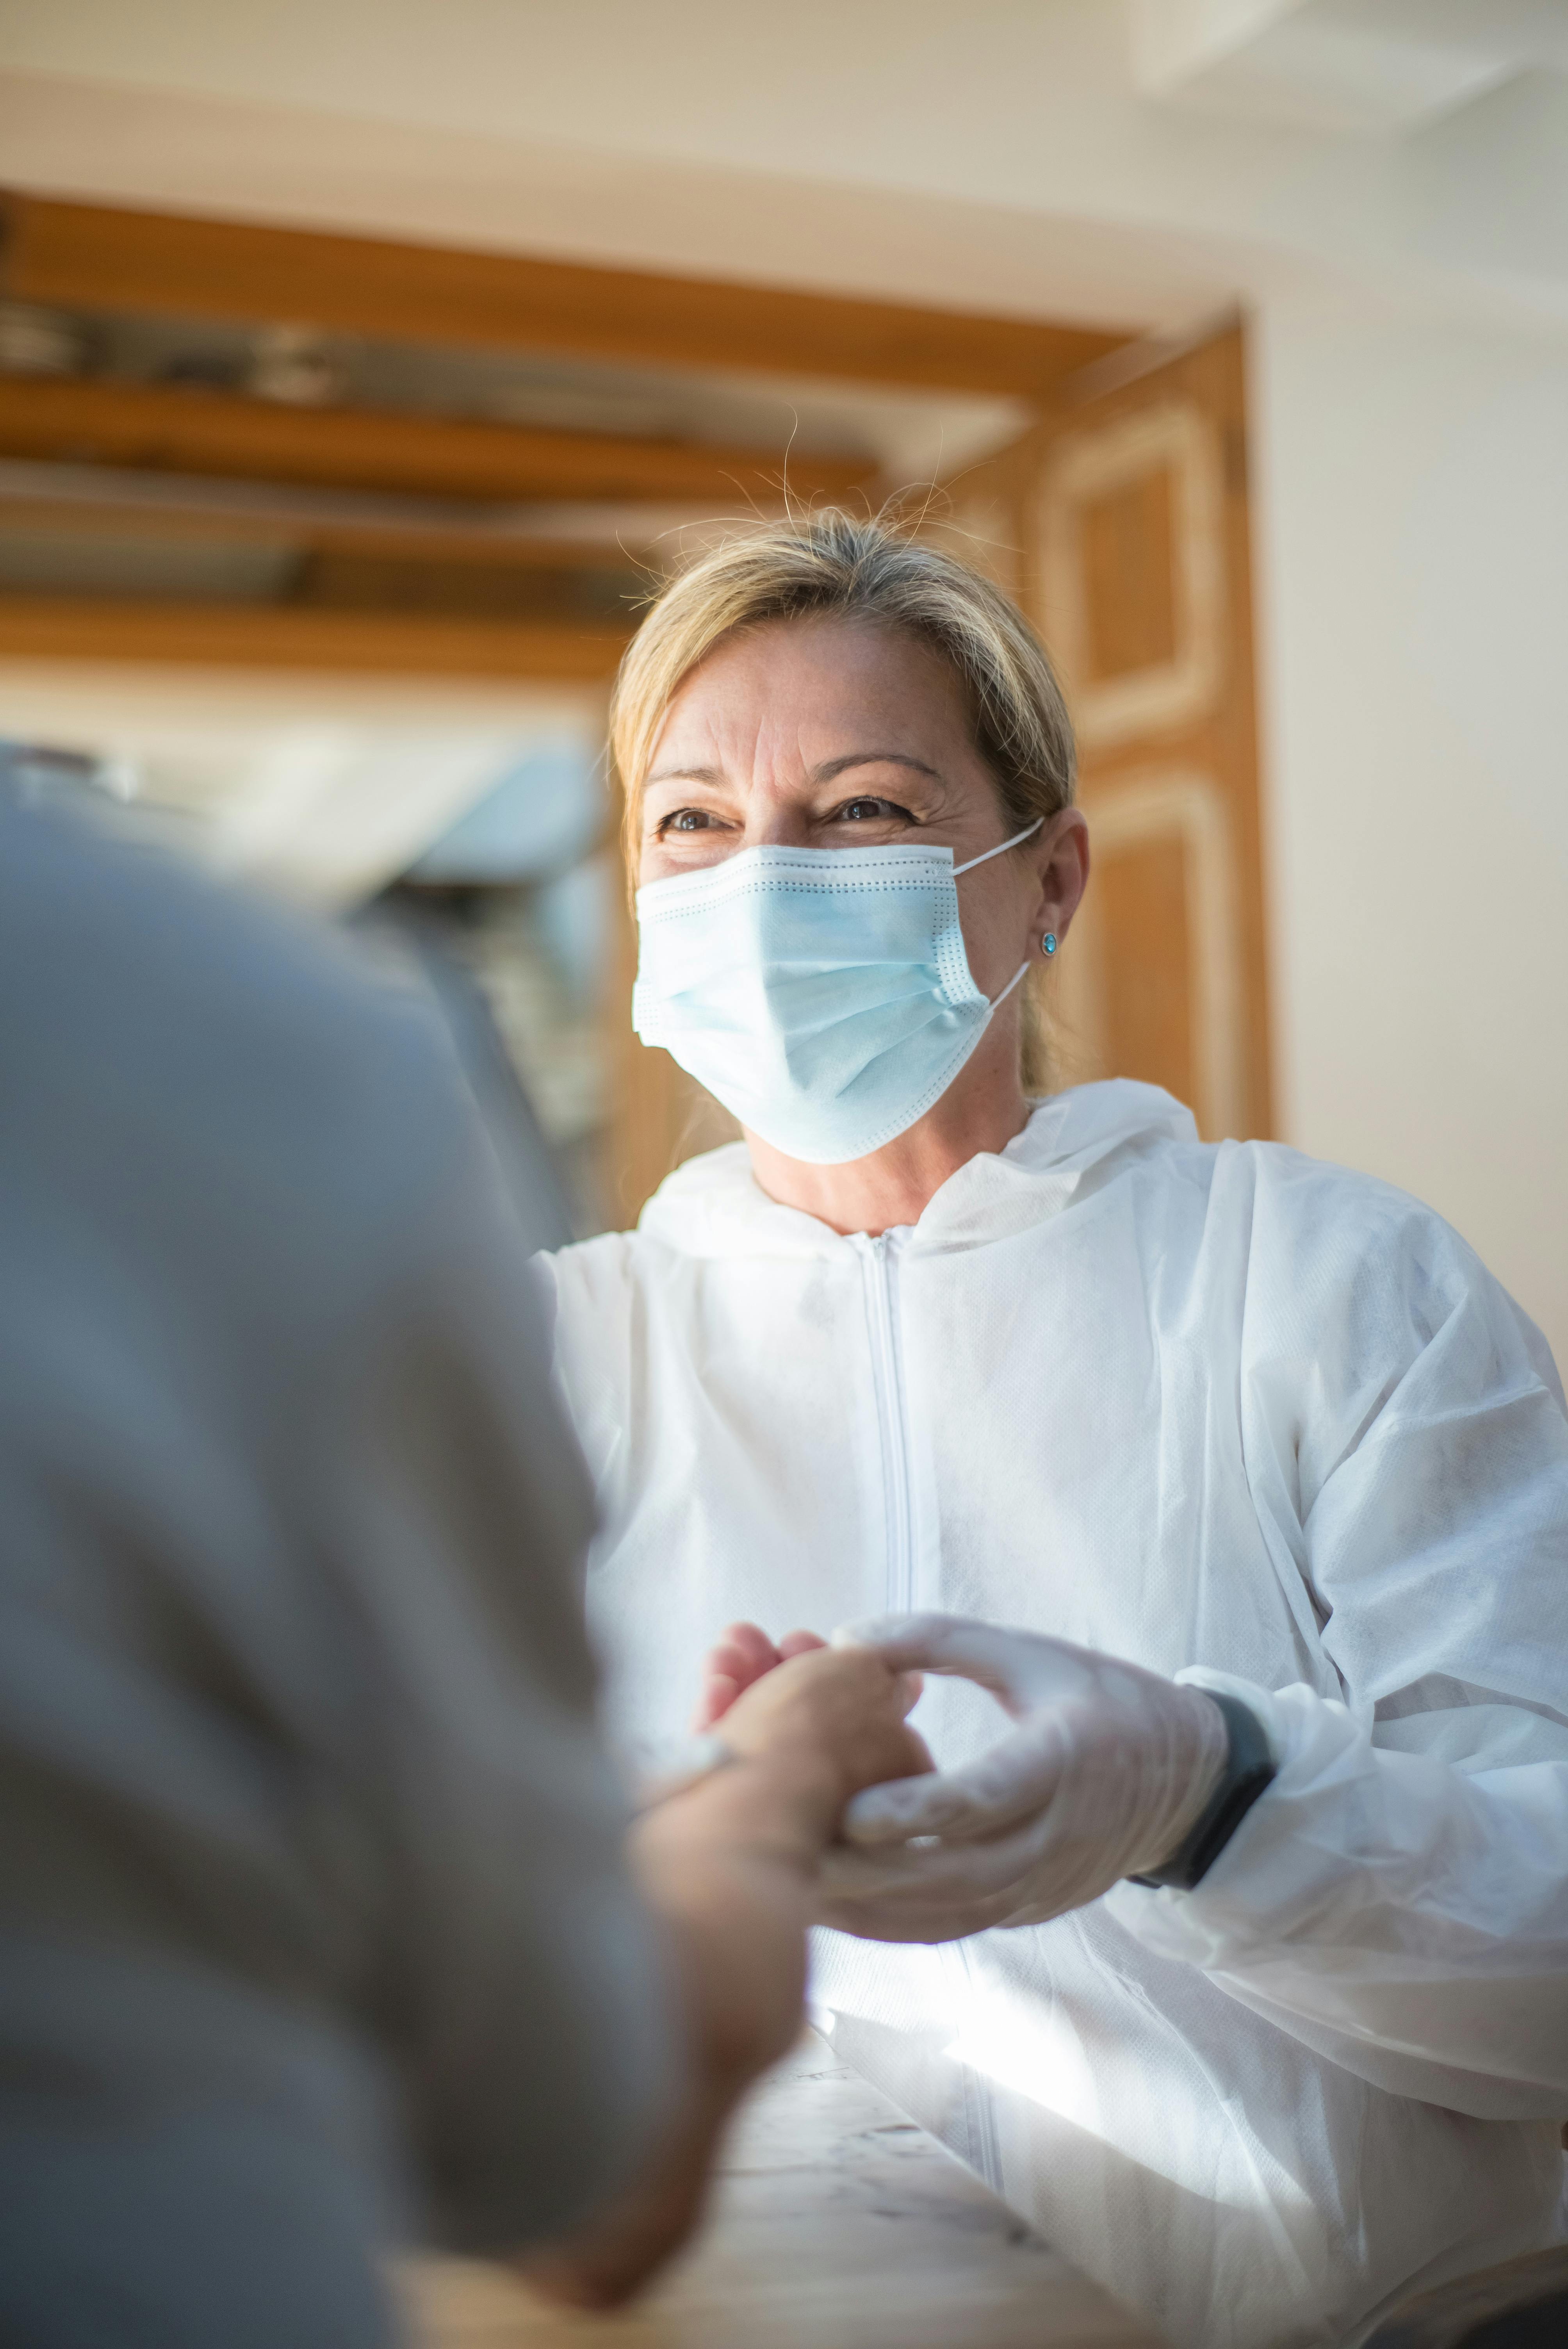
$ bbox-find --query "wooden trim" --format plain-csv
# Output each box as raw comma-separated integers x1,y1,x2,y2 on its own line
0,193,1131,397
0,375,868,507
1016,323,1273,1140
0,596,631,677
0,493,647,570
935,326,1272,1140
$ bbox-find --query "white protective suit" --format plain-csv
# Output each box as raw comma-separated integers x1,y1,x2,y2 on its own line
544,1081,1568,2349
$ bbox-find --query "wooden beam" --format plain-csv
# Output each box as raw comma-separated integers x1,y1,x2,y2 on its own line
0,376,866,506
0,596,631,678
0,492,651,572
294,548,638,623
0,193,1131,398
0,463,684,569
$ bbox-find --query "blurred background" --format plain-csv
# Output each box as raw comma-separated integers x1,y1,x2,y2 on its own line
0,0,1563,1356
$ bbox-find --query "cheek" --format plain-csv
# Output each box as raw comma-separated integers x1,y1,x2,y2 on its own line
957,870,1032,993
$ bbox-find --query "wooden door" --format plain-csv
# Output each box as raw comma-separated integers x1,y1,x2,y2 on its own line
939,323,1272,1141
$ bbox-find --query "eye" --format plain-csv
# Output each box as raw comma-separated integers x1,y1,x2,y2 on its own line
835,795,915,824
657,807,718,836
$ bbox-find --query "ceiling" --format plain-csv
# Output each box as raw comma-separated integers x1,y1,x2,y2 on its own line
1133,0,1568,135
0,191,1125,692
2,2,1565,341
0,187,1128,891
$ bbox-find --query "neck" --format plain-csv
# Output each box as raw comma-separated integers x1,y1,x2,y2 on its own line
743,1037,1031,1236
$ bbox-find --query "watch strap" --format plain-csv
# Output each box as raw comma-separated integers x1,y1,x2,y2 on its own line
1129,1690,1277,1892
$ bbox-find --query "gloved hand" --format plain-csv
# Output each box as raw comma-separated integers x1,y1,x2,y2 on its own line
816,1613,1230,1943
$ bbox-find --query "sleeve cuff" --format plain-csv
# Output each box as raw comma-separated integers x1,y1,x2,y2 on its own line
1127,1683,1278,1892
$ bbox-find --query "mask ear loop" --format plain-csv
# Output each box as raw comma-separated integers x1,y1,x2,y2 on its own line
952,815,1044,876
952,816,1046,1009
985,959,1031,1014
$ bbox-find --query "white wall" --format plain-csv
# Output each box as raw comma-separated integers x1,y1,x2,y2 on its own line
7,2,1568,338
1253,298,1568,1361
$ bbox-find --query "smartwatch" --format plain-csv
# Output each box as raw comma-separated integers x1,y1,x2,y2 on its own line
1130,1690,1277,1892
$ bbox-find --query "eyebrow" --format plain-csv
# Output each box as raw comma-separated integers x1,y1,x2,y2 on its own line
814,752,941,782
644,763,725,789
644,750,941,789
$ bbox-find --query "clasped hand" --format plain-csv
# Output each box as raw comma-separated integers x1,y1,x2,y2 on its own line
696,1613,1229,1942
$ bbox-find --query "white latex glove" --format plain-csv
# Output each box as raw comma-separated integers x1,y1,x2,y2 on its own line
816,1614,1231,1943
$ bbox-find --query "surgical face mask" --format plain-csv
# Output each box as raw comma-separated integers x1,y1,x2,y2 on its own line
632,817,1042,1164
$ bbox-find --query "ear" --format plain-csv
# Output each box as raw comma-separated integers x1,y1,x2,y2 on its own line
1030,808,1091,943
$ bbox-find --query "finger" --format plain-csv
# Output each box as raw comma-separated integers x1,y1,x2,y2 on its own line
838,1771,969,1844
776,1628,829,1659
705,1640,767,1687
702,1624,782,1702
789,1628,921,1716
693,1649,759,1715
814,1888,1033,1944
814,1838,1047,1941
690,1669,744,1731
831,1613,1053,1710
841,1721,1066,1846
822,1829,1037,1905
722,1622,783,1672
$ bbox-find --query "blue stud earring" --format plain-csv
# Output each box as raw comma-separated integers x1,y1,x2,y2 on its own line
1041,932,1057,957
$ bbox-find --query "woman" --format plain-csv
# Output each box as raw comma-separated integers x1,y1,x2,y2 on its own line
543,513,1568,2349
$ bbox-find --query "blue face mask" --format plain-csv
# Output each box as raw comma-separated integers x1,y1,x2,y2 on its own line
631,818,1042,1164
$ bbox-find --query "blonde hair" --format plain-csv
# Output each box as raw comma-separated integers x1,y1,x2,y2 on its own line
609,508,1078,1088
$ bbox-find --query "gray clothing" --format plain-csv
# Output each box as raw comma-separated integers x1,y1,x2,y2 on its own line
0,796,671,2346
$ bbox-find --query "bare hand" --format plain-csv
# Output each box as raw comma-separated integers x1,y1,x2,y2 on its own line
715,1637,933,1814
692,1620,828,1730
519,1640,929,2308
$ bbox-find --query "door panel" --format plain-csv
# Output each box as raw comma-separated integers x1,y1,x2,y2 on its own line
953,324,1269,1141
1080,460,1179,682
1040,399,1227,752
1055,770,1243,1138
1096,829,1194,1105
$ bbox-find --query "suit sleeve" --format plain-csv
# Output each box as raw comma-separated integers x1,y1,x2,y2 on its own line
1110,1169,1568,2121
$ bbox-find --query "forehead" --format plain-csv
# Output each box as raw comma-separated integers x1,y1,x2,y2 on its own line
651,615,973,765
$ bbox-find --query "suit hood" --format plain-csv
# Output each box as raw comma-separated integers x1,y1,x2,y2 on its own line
634,1079,1200,1262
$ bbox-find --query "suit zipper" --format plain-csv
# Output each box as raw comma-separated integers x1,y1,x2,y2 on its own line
856,1230,914,1616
